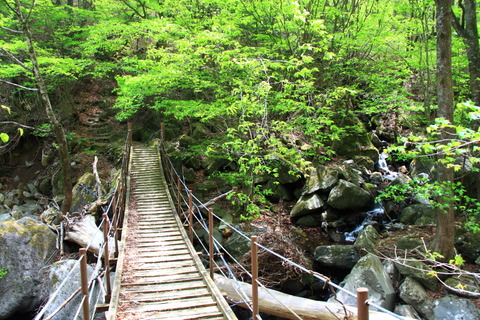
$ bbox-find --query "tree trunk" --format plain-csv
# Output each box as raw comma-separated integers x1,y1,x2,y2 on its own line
452,0,480,107
431,0,455,260
14,0,73,214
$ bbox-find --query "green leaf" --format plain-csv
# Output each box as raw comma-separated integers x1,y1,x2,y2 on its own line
0,133,9,143
1,105,11,114
18,128,24,136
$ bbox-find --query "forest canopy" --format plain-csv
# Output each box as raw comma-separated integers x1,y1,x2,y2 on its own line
0,0,479,235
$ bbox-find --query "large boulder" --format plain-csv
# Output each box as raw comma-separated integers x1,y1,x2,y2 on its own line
328,254,395,310
290,194,325,219
302,165,339,195
0,217,57,319
223,229,254,261
354,225,380,253
327,180,373,210
455,228,480,263
395,259,438,291
43,259,102,320
399,277,434,320
313,245,361,269
399,204,436,225
331,113,379,162
433,294,480,320
71,173,98,213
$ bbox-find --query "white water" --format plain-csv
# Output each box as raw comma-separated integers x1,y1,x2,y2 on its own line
378,153,398,181
344,203,385,242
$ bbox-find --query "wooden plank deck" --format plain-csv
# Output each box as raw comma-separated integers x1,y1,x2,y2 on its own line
108,145,237,320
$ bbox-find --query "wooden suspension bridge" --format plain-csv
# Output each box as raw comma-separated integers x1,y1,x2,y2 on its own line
35,126,404,320
107,145,237,320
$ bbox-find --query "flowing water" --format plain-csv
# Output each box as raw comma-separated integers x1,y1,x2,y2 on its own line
344,203,385,242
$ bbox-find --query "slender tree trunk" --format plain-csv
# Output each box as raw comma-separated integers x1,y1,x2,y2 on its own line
432,0,455,260
452,0,480,107
14,0,73,214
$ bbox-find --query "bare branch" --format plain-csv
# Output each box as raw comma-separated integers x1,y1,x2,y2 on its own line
0,121,49,132
0,26,23,34
201,189,235,209
0,79,38,91
0,48,33,72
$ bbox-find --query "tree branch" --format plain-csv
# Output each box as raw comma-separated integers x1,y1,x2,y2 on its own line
0,48,33,72
0,79,38,91
200,189,235,209
0,26,23,34
0,121,49,132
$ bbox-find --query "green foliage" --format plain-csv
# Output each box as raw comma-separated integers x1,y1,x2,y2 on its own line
33,124,52,137
0,132,9,143
0,267,7,279
377,176,480,232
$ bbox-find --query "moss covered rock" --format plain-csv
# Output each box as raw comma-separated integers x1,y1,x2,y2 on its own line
0,217,57,319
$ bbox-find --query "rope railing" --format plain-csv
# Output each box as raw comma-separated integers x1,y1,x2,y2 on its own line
158,138,409,320
34,122,132,320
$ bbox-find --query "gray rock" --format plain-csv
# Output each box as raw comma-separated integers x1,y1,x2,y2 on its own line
302,165,339,195
390,173,411,185
331,114,379,162
328,254,395,310
444,276,480,298
27,183,38,194
353,155,375,171
223,229,253,261
313,245,361,268
370,172,384,185
296,215,321,227
340,161,366,186
433,294,480,320
455,229,480,263
71,172,98,213
0,217,57,319
327,179,373,210
0,193,4,204
354,225,379,253
399,204,436,225
0,213,12,223
41,207,63,226
394,305,421,319
395,259,438,291
399,277,434,320
44,259,102,320
395,236,423,250
290,194,325,219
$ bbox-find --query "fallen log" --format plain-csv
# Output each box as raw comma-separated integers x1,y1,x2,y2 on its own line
65,214,114,257
214,274,413,320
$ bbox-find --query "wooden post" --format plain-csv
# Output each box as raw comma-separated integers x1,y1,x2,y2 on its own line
188,190,193,243
357,287,369,320
112,195,119,258
79,248,90,320
102,214,112,303
160,123,165,141
251,236,259,320
208,208,214,280
177,176,182,215
127,121,132,146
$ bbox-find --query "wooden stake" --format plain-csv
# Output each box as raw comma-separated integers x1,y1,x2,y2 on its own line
102,214,111,303
188,190,193,243
79,248,90,320
251,236,259,320
177,176,181,215
208,208,214,280
357,287,369,320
